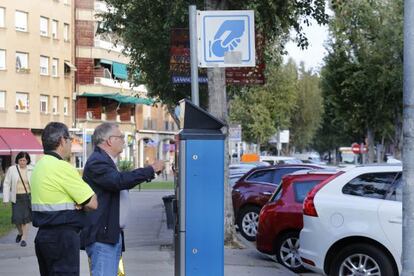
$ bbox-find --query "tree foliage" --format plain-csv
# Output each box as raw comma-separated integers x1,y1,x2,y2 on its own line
315,0,403,158
229,60,298,149
290,63,324,152
99,0,328,108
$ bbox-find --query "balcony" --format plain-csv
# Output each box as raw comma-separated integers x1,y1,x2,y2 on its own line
94,38,124,53
94,77,142,92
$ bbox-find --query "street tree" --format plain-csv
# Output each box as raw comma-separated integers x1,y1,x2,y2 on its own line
229,59,298,152
99,0,329,244
289,63,324,152
317,0,403,161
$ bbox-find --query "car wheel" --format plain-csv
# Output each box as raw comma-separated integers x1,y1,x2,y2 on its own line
274,231,305,273
329,243,396,276
237,206,260,241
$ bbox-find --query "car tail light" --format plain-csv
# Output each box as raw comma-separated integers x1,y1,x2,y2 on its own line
303,172,343,217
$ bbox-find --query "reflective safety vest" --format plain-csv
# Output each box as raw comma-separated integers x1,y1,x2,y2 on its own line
30,154,95,228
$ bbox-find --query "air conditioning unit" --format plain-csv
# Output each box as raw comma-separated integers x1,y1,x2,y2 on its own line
86,111,93,120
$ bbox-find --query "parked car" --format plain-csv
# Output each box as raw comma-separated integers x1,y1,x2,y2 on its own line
256,169,340,272
299,164,402,275
260,156,303,165
232,164,323,241
229,162,270,188
229,162,270,176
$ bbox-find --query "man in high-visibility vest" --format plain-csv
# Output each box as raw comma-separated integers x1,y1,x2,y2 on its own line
31,122,98,276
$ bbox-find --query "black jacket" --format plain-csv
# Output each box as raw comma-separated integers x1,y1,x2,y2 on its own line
81,147,154,246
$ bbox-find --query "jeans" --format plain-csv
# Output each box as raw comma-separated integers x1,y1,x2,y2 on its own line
86,235,122,276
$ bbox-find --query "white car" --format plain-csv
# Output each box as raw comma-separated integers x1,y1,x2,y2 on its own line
299,164,402,275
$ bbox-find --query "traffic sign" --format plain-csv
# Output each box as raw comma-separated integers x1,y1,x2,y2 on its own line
351,143,361,154
197,10,255,68
351,143,367,154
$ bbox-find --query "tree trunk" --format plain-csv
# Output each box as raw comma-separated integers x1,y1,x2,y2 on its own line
394,112,403,159
204,0,242,248
367,127,375,163
206,54,241,247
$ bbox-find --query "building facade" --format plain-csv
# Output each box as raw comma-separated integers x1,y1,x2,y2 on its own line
0,0,178,175
0,0,76,171
73,0,177,171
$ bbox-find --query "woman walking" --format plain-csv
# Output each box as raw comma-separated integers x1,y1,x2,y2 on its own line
3,152,32,247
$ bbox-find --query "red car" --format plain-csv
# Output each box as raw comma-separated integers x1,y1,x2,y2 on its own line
256,169,339,272
232,164,322,241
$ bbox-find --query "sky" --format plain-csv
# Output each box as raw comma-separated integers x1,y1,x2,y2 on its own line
284,20,330,72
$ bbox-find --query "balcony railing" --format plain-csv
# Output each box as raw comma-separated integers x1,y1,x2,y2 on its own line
94,38,124,53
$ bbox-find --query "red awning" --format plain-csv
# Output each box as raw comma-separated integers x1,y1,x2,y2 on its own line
0,136,11,155
0,128,43,155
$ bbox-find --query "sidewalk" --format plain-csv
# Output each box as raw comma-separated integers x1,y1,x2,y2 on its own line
0,190,317,275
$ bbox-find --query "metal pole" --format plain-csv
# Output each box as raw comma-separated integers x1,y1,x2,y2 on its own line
82,127,87,168
189,5,199,106
402,0,414,274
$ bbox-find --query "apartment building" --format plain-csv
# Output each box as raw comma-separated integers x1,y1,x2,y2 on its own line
0,0,75,170
73,0,177,169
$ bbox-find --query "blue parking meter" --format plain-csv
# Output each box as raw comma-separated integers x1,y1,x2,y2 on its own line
174,99,225,276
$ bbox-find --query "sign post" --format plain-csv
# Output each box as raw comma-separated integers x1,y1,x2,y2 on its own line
189,5,199,106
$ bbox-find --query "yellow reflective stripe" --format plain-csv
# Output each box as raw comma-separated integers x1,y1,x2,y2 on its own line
32,203,76,212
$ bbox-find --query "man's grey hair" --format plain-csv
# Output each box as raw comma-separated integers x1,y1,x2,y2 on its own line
92,122,119,146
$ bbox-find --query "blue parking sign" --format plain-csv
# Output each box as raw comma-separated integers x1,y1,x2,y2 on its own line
197,10,255,68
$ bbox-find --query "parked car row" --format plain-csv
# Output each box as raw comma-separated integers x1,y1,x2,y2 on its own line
232,163,323,240
233,164,402,275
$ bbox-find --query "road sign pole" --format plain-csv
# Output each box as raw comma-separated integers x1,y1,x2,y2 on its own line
402,0,414,274
189,5,199,106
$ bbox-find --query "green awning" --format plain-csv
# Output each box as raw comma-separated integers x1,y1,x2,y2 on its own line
80,93,154,105
113,62,128,80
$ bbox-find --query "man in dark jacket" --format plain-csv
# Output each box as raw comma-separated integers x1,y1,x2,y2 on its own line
82,122,164,276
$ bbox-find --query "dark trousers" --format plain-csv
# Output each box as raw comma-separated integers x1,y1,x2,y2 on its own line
35,227,80,276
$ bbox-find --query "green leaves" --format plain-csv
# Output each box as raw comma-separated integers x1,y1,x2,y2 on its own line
316,0,402,154
100,0,328,110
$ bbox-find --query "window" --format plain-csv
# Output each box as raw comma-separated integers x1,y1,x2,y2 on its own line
293,180,320,203
0,91,5,109
342,172,398,199
247,169,275,184
273,168,307,185
52,96,58,114
270,184,283,202
0,49,5,70
40,95,49,113
15,11,28,32
0,7,5,28
16,52,28,70
40,17,48,36
52,58,58,76
40,56,49,75
51,20,58,39
63,23,69,41
143,104,151,119
16,92,29,111
63,97,69,115
385,174,402,202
